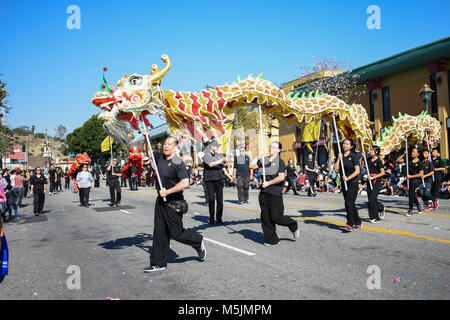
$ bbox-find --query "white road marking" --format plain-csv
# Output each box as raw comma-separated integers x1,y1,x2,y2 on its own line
120,210,131,214
203,237,256,256
193,212,200,215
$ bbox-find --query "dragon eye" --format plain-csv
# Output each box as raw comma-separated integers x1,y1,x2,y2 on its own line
129,76,142,86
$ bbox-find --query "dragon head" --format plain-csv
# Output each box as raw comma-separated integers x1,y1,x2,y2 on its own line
91,55,171,142
128,147,143,163
75,153,91,166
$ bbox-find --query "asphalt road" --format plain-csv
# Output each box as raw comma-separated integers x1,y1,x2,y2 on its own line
0,182,449,300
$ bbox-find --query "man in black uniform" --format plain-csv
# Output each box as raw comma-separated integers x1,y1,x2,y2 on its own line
285,158,299,195
202,140,232,224
233,146,252,204
143,135,206,272
106,158,122,208
250,141,299,245
304,154,318,196
48,164,56,195
431,148,445,209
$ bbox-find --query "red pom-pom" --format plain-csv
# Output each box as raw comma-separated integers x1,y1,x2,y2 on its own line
102,84,106,89
103,67,108,72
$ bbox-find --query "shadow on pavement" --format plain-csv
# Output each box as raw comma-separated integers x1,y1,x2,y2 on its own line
97,232,199,264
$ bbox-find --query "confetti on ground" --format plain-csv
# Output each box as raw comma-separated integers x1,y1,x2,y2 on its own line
142,275,148,279
368,253,373,256
394,278,401,283
434,275,440,278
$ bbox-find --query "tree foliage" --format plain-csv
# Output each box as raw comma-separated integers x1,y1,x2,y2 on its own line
66,114,121,163
298,56,366,101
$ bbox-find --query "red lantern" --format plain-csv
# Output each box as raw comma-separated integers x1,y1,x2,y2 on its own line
103,67,108,72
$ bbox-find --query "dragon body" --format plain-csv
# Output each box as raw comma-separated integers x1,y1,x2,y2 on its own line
91,55,441,156
375,111,440,156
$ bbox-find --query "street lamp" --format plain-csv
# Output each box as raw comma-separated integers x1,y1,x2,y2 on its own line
418,84,434,114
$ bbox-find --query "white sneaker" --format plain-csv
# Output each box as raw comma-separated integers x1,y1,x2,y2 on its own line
293,228,300,240
143,265,166,273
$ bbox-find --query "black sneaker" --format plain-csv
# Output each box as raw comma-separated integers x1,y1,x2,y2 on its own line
197,240,206,262
216,220,224,225
143,265,166,273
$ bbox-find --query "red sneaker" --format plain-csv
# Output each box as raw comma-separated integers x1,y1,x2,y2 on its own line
424,205,433,211
433,201,438,210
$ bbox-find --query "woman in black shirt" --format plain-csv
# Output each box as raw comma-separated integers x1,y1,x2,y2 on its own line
333,138,361,231
30,168,48,216
396,147,424,216
364,146,385,223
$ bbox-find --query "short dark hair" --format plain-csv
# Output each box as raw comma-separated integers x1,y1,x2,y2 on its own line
166,136,179,145
343,138,354,147
271,141,282,150
372,145,381,156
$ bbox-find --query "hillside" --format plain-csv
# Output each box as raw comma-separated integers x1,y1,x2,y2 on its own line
12,133,68,161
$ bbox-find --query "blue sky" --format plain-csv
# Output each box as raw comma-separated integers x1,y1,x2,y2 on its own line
1,0,449,136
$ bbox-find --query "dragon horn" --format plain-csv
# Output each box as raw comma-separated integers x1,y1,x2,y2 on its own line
149,54,171,83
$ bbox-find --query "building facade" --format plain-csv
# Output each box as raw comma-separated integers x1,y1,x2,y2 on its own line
281,37,450,166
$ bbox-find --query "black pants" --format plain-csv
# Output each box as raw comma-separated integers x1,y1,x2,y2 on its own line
65,178,70,189
307,173,316,195
121,177,127,187
408,179,421,210
109,180,121,205
236,176,250,202
202,181,209,203
367,180,384,220
432,177,442,201
342,181,361,226
55,180,62,192
49,181,55,193
285,176,299,195
259,192,298,244
151,197,203,267
205,180,223,222
23,182,29,198
79,187,90,206
95,178,100,188
130,176,138,190
33,191,45,214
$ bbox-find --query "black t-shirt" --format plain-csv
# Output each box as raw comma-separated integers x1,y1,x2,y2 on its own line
432,157,444,180
130,166,138,176
408,160,423,182
305,160,316,176
422,160,434,184
286,164,297,178
155,152,189,201
335,152,360,184
203,152,225,182
48,169,56,180
107,165,121,181
257,156,286,196
234,155,250,178
30,175,48,192
367,157,383,175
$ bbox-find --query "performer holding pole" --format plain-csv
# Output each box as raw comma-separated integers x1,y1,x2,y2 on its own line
332,115,347,191
363,146,385,223
333,138,361,232
141,133,206,272
396,147,424,216
250,141,299,245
